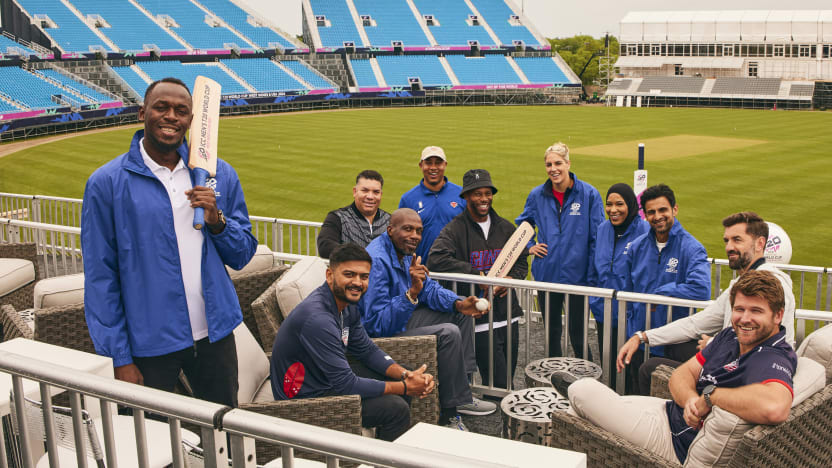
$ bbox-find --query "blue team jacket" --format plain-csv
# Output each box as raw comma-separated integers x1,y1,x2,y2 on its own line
625,220,711,356
81,130,258,367
398,178,465,263
515,174,605,285
360,232,459,337
588,217,650,326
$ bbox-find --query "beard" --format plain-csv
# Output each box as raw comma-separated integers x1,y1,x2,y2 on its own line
727,249,753,270
333,284,364,304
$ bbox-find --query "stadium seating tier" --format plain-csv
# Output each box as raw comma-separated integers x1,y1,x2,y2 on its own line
412,0,495,46
445,54,522,85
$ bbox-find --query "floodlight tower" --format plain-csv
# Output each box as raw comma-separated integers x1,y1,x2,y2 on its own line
598,32,615,93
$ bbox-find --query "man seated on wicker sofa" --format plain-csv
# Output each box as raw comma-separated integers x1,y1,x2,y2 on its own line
270,243,435,441
551,270,796,465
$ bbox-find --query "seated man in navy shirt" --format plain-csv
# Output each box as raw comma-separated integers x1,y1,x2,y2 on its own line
270,243,435,441
551,270,796,464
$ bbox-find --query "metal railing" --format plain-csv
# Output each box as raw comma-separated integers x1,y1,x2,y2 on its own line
0,351,507,468
0,218,82,278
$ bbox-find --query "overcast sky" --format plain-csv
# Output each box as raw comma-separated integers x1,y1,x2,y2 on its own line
242,0,831,39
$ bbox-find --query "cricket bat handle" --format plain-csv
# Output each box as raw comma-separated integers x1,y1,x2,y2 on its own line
192,168,209,230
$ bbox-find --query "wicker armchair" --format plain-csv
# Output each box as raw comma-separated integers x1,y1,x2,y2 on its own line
0,242,40,311
549,365,832,467
231,266,289,350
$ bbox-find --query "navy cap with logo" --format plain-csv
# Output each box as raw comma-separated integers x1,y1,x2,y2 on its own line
460,169,497,197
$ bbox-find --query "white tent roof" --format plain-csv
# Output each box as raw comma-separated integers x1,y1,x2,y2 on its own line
620,10,832,42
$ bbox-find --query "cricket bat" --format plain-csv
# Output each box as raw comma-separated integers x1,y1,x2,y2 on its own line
487,221,534,278
188,76,221,230
634,143,647,219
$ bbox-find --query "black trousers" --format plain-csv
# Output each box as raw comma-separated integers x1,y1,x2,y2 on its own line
541,292,592,360
349,361,411,441
595,323,619,387
636,340,699,396
474,324,519,390
133,333,239,407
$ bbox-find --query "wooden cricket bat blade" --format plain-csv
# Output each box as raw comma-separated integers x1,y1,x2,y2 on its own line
487,221,534,278
188,76,221,230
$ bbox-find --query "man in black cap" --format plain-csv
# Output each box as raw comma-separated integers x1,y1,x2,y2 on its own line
428,169,528,392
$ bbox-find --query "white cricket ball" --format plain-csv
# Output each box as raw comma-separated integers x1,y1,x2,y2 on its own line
476,298,489,312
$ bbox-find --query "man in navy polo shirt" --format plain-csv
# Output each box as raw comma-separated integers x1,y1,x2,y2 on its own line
553,270,796,465
399,146,465,265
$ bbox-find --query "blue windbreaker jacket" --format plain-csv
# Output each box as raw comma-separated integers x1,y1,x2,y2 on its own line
81,130,258,367
624,220,711,356
360,232,460,337
515,174,605,285
398,178,465,264
587,217,650,326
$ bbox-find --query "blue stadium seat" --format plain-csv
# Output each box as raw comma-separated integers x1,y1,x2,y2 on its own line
197,0,296,50
136,61,248,94
112,65,151,97
0,36,39,56
16,0,111,52
36,69,117,102
0,100,22,114
513,57,570,84
412,0,495,46
349,59,379,88
219,58,305,92
71,0,183,51
444,54,522,85
352,0,429,47
469,0,539,46
0,67,88,109
139,0,243,50
376,55,451,87
279,61,333,89
310,0,363,48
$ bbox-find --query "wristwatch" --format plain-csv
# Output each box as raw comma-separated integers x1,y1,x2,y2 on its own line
405,289,418,305
400,369,409,381
207,209,226,231
635,331,647,344
703,384,716,408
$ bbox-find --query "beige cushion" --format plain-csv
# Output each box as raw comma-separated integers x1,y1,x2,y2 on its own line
252,378,274,403
227,244,274,278
34,273,84,308
0,258,35,296
234,323,270,404
684,356,824,467
797,323,832,384
276,257,327,320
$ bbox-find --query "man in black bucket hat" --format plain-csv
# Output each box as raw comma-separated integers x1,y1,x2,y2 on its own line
428,169,529,393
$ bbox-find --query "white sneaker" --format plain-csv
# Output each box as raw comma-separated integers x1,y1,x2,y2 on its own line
457,397,497,416
443,415,470,431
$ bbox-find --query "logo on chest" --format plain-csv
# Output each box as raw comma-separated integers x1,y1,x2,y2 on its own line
205,177,221,198
723,359,739,373
569,202,582,216
450,201,458,209
665,257,679,274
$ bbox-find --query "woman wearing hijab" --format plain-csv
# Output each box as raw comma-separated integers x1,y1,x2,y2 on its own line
588,183,649,384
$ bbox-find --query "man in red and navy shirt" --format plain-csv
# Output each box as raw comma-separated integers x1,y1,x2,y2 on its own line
557,269,796,465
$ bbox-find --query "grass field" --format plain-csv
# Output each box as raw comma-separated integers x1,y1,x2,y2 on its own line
1,106,831,270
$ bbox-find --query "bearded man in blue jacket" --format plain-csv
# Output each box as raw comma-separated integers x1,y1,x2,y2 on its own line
81,78,257,406
622,184,710,395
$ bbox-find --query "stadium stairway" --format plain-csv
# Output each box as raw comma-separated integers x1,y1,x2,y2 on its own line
345,0,372,47
461,0,502,46
368,58,387,87
271,60,314,90
301,54,351,90
506,56,530,84
128,0,193,51
215,62,257,93
404,0,438,46
57,60,139,103
438,56,461,86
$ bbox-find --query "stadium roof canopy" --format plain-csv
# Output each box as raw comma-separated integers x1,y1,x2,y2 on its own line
620,10,832,43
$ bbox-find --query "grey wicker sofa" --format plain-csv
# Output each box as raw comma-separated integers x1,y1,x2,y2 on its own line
0,242,40,311
549,364,832,467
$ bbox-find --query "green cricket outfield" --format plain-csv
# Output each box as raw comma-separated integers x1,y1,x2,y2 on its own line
1,105,831,268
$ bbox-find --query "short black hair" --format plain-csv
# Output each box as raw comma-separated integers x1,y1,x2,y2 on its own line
144,77,191,103
329,243,372,269
640,184,676,211
356,170,384,187
722,212,768,240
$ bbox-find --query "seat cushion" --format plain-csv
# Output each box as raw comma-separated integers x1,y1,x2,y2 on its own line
797,323,832,384
791,356,825,406
227,244,274,278
235,323,270,404
33,273,84,308
276,257,327,320
0,258,35,296
252,378,275,403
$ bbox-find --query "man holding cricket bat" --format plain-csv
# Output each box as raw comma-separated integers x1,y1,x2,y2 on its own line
82,78,257,406
428,169,528,392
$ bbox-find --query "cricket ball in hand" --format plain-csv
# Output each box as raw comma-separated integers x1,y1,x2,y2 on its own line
475,298,489,312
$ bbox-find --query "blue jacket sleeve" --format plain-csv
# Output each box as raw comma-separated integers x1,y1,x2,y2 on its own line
81,173,133,367
653,242,711,301
209,163,257,270
361,262,417,337
515,190,539,248
588,188,605,269
299,315,385,398
419,276,459,313
347,320,395,375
